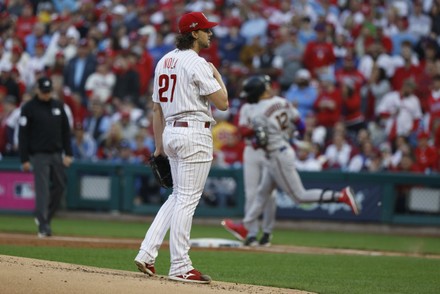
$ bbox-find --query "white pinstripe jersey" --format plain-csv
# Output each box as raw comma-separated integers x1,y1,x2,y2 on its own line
152,49,222,122
252,96,300,151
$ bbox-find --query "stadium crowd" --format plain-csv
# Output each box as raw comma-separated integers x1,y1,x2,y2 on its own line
0,0,439,175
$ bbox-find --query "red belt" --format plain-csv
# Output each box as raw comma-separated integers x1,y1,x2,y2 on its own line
172,121,210,128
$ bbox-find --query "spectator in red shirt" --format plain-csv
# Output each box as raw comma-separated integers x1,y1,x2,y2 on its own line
129,34,154,99
14,3,37,42
392,153,423,174
217,130,245,168
313,73,342,130
426,75,440,131
434,119,440,171
335,55,366,93
341,80,365,135
303,22,336,77
391,41,422,91
364,26,393,55
414,132,438,173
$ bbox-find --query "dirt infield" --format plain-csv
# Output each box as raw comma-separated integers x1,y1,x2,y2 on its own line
1,232,439,294
0,255,313,294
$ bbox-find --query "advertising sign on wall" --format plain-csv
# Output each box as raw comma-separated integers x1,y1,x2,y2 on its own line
0,171,35,211
276,183,383,222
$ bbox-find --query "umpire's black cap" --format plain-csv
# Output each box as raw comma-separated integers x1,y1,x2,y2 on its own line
37,77,53,93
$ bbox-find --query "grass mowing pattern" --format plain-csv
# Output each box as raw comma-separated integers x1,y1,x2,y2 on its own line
1,215,440,255
1,245,439,294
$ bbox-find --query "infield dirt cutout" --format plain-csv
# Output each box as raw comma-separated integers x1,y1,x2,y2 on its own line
0,233,438,294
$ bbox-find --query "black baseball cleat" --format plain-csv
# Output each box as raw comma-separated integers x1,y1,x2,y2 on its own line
259,233,272,247
244,236,258,247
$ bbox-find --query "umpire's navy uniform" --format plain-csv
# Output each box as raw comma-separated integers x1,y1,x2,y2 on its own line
18,77,72,237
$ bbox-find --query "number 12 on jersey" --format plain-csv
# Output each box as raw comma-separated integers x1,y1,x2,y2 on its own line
158,74,177,102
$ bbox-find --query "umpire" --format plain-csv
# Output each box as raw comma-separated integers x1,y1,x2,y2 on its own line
19,76,73,237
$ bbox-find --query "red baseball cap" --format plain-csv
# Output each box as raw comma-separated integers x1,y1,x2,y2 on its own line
178,12,218,34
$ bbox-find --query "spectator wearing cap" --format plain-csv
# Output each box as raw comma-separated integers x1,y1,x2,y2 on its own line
285,69,318,121
8,44,33,89
18,76,73,238
117,110,140,142
84,56,116,104
414,131,438,173
137,23,158,50
110,4,128,31
71,122,97,161
302,22,336,77
48,51,66,76
376,78,423,142
63,38,98,106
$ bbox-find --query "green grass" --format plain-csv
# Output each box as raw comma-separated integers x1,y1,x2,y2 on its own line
1,215,440,294
1,215,439,255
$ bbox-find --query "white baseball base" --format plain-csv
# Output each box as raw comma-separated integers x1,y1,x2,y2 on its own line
190,238,243,248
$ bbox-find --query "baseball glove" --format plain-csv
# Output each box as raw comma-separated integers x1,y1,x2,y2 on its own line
252,126,269,149
149,155,173,189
